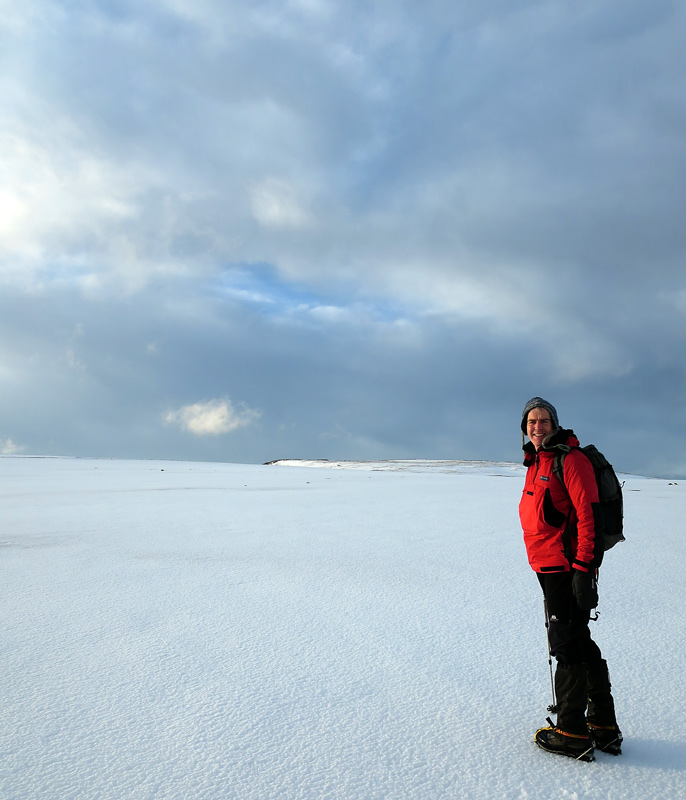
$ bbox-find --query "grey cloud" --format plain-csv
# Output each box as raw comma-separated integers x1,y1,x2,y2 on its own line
0,280,678,475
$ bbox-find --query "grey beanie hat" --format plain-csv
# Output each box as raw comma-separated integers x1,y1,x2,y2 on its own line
521,397,559,434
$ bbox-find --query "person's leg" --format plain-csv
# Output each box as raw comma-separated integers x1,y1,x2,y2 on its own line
540,572,589,666
586,659,617,725
585,658,622,754
535,573,594,759
565,579,623,754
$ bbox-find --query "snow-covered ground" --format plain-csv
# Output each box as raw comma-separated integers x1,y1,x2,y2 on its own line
1,456,684,799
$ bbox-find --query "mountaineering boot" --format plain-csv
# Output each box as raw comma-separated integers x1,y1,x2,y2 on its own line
535,662,595,762
587,723,622,756
586,659,622,755
534,725,595,762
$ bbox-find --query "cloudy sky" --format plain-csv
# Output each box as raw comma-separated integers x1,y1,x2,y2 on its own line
2,0,685,477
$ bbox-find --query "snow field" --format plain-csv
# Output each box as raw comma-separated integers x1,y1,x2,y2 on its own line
1,457,684,799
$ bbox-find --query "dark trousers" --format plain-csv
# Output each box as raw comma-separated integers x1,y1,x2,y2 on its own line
538,572,602,666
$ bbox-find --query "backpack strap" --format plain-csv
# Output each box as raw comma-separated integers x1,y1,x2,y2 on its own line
551,444,573,490
550,444,575,565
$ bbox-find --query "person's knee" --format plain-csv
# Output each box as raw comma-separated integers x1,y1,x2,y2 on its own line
548,619,585,664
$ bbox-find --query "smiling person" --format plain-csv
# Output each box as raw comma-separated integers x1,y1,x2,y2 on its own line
519,397,622,762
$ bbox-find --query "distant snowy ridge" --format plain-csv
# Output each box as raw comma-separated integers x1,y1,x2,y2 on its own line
266,458,654,481
266,458,526,476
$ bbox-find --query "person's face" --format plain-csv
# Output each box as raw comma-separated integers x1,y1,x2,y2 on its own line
527,407,554,450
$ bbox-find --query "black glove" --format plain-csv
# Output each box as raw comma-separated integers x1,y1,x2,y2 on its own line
572,569,598,610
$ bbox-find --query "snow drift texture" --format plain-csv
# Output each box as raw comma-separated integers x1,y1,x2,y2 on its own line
1,456,684,799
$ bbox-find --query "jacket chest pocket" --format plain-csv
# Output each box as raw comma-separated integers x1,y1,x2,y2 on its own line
542,488,566,528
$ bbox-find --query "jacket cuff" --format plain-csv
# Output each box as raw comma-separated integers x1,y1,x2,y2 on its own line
572,559,590,572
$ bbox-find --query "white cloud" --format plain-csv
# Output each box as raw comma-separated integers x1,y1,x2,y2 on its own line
250,178,310,229
164,398,261,436
0,438,24,455
0,121,143,287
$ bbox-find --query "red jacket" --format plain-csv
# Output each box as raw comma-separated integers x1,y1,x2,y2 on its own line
519,430,603,574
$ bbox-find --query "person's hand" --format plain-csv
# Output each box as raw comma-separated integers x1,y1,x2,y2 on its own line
572,569,598,610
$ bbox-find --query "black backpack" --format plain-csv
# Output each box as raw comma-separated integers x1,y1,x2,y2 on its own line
553,444,625,551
